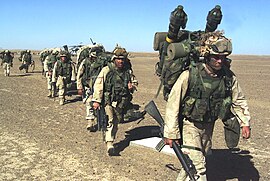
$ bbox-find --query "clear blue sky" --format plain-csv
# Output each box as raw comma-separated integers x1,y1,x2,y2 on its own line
1,0,270,55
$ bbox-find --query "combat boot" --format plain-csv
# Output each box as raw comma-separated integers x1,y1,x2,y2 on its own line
59,98,65,105
47,90,52,97
86,119,97,132
106,141,114,156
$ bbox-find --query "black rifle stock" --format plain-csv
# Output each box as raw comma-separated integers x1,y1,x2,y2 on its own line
51,82,57,101
144,100,197,181
96,106,107,141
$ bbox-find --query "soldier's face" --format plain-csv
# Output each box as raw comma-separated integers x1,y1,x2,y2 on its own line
208,55,226,70
115,58,125,69
60,56,67,62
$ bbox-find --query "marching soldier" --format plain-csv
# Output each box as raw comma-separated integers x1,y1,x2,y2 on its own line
52,51,76,105
92,47,134,156
44,49,59,97
0,50,14,76
164,34,251,180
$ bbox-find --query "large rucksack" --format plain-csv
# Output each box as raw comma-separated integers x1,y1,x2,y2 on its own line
82,51,113,88
153,30,232,101
154,30,204,101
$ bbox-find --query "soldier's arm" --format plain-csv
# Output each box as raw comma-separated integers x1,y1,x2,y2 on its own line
231,76,251,127
164,70,189,139
71,62,76,82
43,57,49,72
76,60,85,90
92,66,110,103
52,61,58,83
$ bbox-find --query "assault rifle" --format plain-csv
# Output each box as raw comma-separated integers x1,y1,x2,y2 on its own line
96,105,108,141
51,82,57,101
144,100,197,181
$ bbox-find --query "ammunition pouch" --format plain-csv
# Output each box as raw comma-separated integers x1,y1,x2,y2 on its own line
218,96,232,120
182,96,209,122
223,116,240,149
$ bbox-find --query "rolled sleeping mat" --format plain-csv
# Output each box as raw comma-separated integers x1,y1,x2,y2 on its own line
167,42,191,60
153,32,167,51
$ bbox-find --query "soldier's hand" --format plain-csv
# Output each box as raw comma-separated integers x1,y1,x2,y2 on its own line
242,126,251,139
77,89,83,95
164,138,180,148
92,102,100,110
128,82,133,90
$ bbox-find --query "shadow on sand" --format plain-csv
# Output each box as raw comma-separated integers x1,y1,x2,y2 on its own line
207,149,260,181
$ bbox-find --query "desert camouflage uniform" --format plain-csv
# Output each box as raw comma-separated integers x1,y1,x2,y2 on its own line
20,50,33,73
44,51,59,97
1,51,13,76
92,64,124,142
77,55,98,131
164,66,250,181
52,52,76,105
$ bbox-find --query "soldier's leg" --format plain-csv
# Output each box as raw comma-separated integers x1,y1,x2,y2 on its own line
6,63,11,76
3,63,7,76
57,77,65,105
46,73,52,97
177,119,210,181
86,95,97,131
25,64,29,73
104,105,122,155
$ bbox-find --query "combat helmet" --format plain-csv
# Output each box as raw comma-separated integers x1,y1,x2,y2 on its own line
111,47,128,60
59,50,68,57
4,50,10,53
200,31,232,57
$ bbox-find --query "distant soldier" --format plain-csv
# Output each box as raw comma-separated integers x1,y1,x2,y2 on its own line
92,47,135,155
76,44,105,71
0,50,14,76
44,49,59,97
52,51,76,105
19,50,33,73
77,45,110,131
40,49,51,76
77,51,98,131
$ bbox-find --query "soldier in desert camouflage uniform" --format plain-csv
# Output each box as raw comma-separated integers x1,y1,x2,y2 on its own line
164,34,251,181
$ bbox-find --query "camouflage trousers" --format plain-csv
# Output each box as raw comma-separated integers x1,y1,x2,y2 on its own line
56,76,68,100
104,104,122,142
85,93,97,126
177,118,215,181
2,63,11,76
45,72,53,90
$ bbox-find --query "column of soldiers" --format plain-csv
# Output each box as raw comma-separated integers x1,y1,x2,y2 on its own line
40,43,143,156
1,4,252,180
